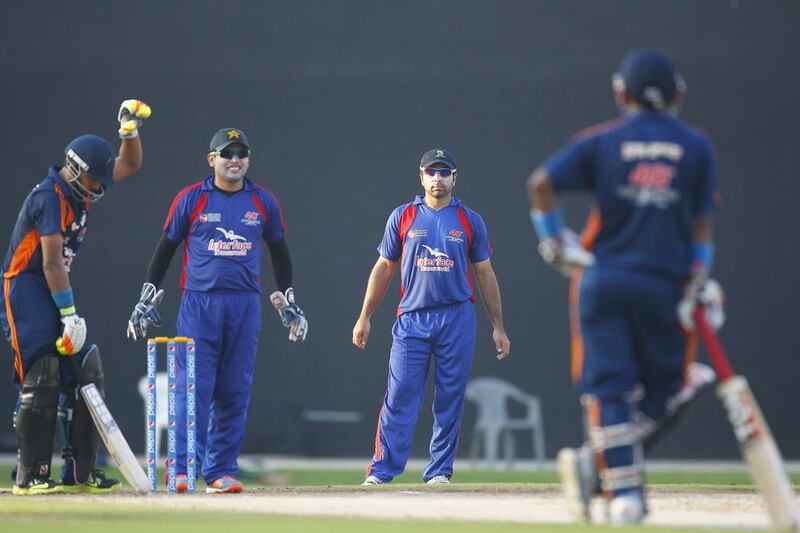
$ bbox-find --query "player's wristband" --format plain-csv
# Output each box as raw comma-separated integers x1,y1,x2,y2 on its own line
691,242,715,275
119,127,139,139
51,287,76,316
530,209,565,241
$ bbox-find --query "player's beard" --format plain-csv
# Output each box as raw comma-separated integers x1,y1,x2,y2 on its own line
427,184,452,199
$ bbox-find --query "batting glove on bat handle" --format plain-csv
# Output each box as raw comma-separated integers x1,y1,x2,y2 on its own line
118,99,152,139
270,288,308,342
677,277,725,333
126,282,165,341
56,312,87,356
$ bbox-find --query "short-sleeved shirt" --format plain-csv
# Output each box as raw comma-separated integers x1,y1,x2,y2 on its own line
378,195,491,315
542,111,719,279
2,166,90,281
163,176,285,292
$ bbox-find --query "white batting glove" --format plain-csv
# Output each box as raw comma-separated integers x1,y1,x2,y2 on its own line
270,288,308,342
56,313,87,355
118,99,152,138
677,277,725,332
538,229,596,277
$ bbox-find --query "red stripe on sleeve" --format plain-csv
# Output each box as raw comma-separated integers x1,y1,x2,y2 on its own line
188,192,207,227
179,192,207,289
456,206,473,248
398,205,417,241
251,191,268,223
395,205,417,316
256,185,286,231
163,182,203,230
457,206,476,301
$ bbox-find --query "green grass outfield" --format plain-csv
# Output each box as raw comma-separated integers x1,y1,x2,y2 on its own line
250,467,800,489
4,463,800,489
2,466,794,533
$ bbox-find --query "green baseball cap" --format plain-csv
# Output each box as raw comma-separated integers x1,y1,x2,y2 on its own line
209,128,250,152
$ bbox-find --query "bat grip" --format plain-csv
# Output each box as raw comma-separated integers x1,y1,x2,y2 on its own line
693,306,735,382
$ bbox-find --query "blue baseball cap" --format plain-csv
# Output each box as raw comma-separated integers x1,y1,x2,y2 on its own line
64,134,116,186
420,148,456,169
615,49,683,109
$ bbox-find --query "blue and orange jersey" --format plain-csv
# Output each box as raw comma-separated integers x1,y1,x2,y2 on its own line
163,176,285,292
378,195,491,315
542,111,719,279
1,167,90,280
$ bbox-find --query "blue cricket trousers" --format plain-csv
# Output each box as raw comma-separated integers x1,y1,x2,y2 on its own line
575,265,692,497
173,290,261,484
368,300,476,482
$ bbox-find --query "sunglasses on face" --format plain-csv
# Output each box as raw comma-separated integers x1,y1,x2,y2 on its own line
214,147,251,159
421,166,455,177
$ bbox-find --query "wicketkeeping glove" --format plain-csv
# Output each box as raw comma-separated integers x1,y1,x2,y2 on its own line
126,283,165,341
118,99,152,139
677,276,725,333
270,288,308,342
56,312,87,356
537,229,596,277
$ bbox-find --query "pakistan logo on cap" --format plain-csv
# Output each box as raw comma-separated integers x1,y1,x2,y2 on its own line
227,130,241,139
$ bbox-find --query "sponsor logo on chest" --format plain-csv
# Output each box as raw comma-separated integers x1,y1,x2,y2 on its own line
414,244,455,272
63,211,88,271
207,227,253,256
446,228,464,244
198,213,222,223
241,211,261,226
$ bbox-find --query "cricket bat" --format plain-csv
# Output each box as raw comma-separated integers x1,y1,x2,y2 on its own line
694,307,800,530
68,357,151,493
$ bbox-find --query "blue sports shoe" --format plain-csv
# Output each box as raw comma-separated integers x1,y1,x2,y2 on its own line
205,475,243,494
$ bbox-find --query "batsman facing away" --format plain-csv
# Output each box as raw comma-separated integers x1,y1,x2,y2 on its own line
528,49,725,525
126,127,307,494
0,99,151,495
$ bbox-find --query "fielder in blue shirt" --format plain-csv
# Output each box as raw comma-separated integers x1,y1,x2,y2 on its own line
354,148,510,485
126,128,307,494
528,49,724,524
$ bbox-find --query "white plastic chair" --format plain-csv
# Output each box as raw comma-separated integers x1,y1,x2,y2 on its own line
465,377,546,469
137,372,168,458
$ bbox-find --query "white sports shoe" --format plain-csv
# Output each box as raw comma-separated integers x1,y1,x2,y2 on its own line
557,446,598,522
608,494,646,525
361,475,384,486
426,475,450,485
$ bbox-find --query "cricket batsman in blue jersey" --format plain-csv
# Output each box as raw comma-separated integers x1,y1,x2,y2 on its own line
1,100,151,494
528,49,725,524
353,148,511,485
126,128,307,493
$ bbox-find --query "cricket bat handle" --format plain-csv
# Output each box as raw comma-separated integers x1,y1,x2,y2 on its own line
693,306,735,382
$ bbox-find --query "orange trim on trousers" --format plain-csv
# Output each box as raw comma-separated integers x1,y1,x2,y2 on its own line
3,278,24,382
569,267,585,383
366,394,386,476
